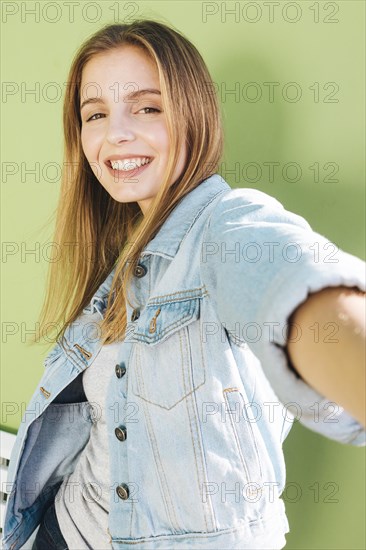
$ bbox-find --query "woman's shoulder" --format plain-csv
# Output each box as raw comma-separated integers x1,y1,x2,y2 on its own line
206,184,310,231
201,178,287,221
216,185,285,212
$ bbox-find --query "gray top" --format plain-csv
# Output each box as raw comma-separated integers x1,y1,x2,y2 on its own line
54,342,120,549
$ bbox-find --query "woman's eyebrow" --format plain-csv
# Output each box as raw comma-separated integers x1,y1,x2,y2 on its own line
80,88,161,111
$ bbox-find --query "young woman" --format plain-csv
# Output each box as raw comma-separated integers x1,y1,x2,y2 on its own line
3,19,365,550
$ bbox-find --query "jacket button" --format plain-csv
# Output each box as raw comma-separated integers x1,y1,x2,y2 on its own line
116,483,129,500
131,308,140,321
134,264,147,278
115,363,126,378
115,425,127,441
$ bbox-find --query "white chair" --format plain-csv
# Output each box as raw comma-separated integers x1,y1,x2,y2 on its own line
1,430,16,547
0,430,38,549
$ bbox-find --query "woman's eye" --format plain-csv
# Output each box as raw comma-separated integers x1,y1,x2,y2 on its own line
138,107,161,114
86,113,105,122
84,107,160,122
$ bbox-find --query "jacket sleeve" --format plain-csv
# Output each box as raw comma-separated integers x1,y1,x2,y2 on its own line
199,187,366,446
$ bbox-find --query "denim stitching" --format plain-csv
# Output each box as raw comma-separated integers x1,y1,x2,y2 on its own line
198,316,217,530
223,389,251,484
131,322,206,409
133,298,200,343
180,327,212,533
135,350,181,532
147,287,207,304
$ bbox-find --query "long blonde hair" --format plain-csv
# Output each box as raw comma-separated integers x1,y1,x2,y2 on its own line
35,19,224,347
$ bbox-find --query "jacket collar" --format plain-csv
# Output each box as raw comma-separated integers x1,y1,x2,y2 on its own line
89,174,230,305
140,173,230,258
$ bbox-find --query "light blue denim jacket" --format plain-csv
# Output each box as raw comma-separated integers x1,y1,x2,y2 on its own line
3,174,366,550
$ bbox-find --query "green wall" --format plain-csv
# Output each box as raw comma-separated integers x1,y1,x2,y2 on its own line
1,1,365,548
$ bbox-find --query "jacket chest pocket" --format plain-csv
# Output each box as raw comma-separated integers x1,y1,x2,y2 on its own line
129,297,206,410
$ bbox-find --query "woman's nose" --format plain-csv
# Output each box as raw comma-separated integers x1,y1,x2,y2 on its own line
106,113,136,145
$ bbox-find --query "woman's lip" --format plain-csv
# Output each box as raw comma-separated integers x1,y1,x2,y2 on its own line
105,159,153,180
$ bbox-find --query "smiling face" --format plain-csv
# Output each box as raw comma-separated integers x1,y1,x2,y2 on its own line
79,45,187,215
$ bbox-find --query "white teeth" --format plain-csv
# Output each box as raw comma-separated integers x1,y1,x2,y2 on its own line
110,157,152,171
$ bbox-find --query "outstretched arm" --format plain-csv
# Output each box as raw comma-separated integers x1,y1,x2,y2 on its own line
286,286,366,427
200,187,366,443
